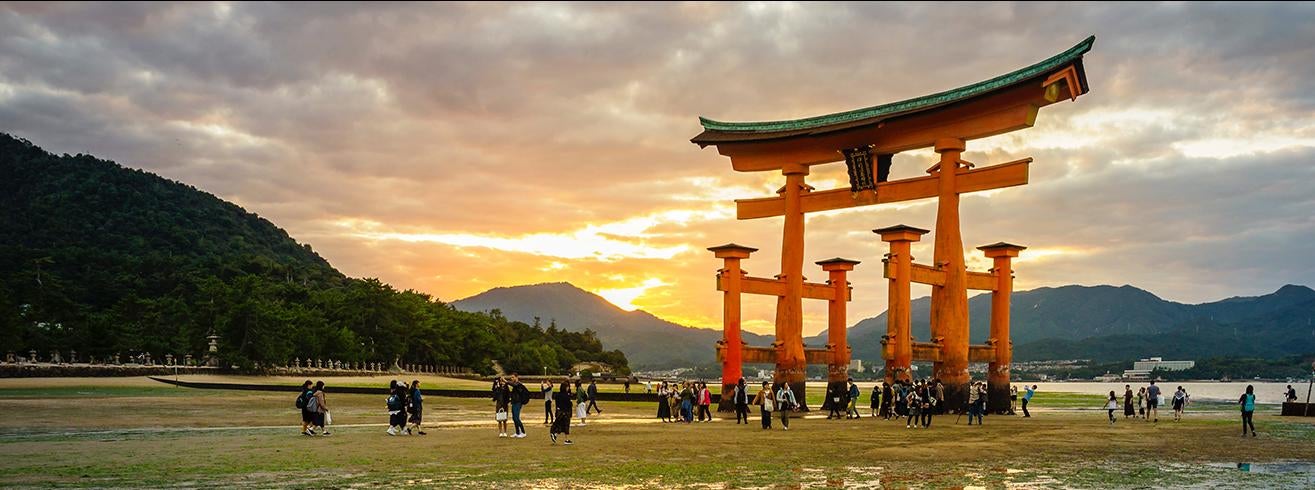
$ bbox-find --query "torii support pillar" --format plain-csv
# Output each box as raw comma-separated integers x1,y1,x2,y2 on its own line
876,225,928,384
930,137,971,411
818,258,860,403
978,242,1025,414
710,243,757,412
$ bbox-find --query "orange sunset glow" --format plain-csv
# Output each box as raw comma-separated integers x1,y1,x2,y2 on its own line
4,2,1314,337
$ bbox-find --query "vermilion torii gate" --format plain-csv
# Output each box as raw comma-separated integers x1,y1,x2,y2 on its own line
694,37,1094,412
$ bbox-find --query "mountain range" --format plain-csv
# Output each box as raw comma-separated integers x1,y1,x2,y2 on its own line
457,281,1315,369
452,282,774,369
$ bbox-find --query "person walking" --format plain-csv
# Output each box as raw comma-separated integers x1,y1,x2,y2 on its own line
882,381,895,420
297,380,315,436
1123,385,1134,419
509,374,530,438
733,378,750,424
575,380,589,426
387,380,408,436
1146,380,1161,423
921,383,935,428
826,383,843,420
586,380,602,415
680,382,696,423
1022,384,1035,418
624,379,630,394
752,381,774,429
1239,385,1257,437
1286,385,1298,403
697,382,713,422
541,380,554,425
847,379,861,419
549,381,574,445
1172,386,1188,422
1106,391,1119,424
1136,387,1147,419
906,386,922,429
776,383,796,431
975,382,988,422
966,381,982,426
870,383,882,418
493,378,511,437
312,381,330,436
407,379,427,436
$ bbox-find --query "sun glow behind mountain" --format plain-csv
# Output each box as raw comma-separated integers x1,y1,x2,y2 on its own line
596,278,667,311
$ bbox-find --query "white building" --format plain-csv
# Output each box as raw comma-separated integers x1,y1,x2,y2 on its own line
1132,357,1195,372
1123,357,1194,379
849,359,864,373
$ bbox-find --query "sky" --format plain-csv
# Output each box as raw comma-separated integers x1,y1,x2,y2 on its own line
3,2,1314,336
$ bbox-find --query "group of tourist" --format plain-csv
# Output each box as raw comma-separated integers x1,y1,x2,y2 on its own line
537,378,606,445
386,379,425,436
1106,380,1190,424
296,380,330,436
654,381,713,423
292,376,1277,442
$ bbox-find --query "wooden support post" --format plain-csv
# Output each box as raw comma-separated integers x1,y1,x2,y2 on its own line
876,225,928,384
931,137,971,411
818,258,860,384
709,243,757,412
979,242,1025,414
776,163,810,409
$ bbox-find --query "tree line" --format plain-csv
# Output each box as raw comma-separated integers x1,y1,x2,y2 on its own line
0,134,628,375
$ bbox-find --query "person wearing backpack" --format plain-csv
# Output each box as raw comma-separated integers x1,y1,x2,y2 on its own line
296,380,315,436
775,383,796,431
308,381,330,436
386,380,408,436
509,374,530,438
847,379,861,419
1239,385,1257,437
752,381,774,429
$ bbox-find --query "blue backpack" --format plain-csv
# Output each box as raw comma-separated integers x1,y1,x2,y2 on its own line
295,389,313,409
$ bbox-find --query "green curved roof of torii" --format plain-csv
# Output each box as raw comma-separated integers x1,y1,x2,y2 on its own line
696,35,1095,136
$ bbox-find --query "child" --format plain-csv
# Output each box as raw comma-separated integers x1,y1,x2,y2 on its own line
1106,391,1118,424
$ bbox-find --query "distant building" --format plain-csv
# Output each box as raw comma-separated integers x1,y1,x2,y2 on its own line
849,359,864,373
1123,357,1194,379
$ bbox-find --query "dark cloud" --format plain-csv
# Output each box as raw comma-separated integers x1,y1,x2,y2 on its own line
2,2,1313,332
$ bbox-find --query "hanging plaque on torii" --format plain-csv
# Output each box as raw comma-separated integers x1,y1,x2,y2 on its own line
692,36,1095,412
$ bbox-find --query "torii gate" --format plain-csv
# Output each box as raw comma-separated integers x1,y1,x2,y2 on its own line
694,36,1094,412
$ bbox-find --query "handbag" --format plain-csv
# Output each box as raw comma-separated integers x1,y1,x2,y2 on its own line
495,409,507,422
324,411,332,426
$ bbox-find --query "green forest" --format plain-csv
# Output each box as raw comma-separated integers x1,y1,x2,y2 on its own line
0,134,628,375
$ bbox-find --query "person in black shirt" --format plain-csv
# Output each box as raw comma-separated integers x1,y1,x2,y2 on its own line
509,374,530,438
733,378,750,424
586,380,602,415
549,381,574,445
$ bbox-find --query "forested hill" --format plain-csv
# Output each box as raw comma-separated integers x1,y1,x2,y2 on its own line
0,134,627,374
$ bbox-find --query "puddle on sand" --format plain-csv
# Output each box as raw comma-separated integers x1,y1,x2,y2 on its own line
1218,462,1315,475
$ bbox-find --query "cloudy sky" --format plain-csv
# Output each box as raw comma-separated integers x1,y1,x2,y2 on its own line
3,2,1314,336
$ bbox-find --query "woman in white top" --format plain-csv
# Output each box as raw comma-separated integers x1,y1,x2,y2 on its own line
1105,391,1119,424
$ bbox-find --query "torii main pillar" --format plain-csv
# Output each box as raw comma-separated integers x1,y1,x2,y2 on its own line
774,163,809,403
930,138,971,409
